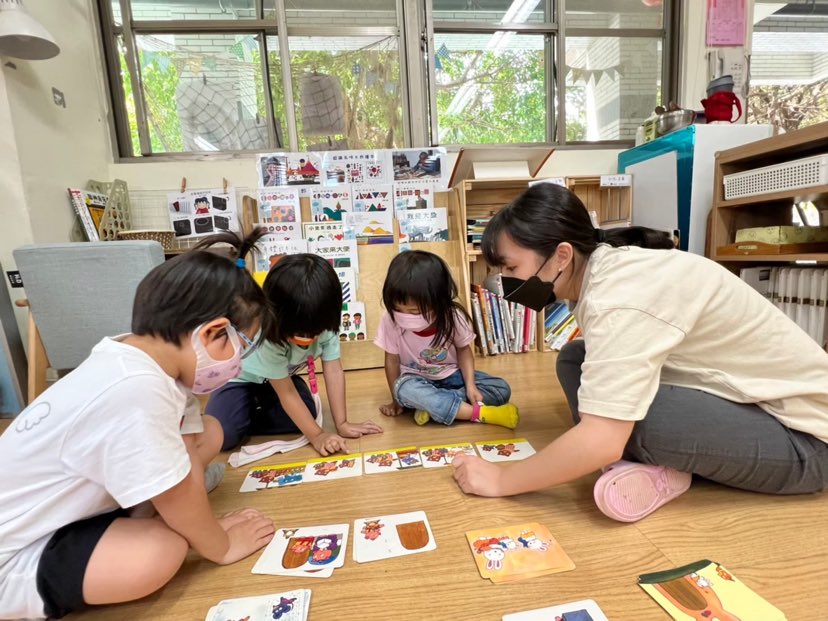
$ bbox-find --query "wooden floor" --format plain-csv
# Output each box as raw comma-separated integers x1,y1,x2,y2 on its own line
9,352,826,620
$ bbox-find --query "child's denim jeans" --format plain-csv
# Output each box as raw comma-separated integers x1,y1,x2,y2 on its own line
393,369,511,425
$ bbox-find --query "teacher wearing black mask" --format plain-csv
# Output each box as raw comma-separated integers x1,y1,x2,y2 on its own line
451,183,828,523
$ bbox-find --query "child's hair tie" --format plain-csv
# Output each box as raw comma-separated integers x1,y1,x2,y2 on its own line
236,257,246,268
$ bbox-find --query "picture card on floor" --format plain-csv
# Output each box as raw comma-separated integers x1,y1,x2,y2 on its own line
363,446,422,474
353,511,437,563
206,589,311,621
303,454,363,482
466,522,575,583
476,438,536,463
339,302,366,341
252,524,350,577
502,599,608,621
639,560,786,621
419,443,476,468
239,461,306,493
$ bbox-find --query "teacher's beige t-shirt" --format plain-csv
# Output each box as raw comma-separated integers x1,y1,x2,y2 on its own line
574,245,828,444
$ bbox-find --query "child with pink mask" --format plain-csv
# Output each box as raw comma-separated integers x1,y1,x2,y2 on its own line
376,250,518,428
0,231,275,620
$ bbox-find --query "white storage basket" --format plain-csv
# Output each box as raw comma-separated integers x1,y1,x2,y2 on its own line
723,154,828,200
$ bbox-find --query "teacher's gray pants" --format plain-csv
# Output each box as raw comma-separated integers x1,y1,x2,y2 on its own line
556,339,828,494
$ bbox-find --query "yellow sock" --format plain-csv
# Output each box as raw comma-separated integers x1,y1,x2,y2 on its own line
413,409,430,425
478,403,519,429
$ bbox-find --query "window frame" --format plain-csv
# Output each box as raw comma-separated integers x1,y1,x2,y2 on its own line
98,0,679,160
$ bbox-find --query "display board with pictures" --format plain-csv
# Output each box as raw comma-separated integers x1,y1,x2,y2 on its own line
167,189,240,238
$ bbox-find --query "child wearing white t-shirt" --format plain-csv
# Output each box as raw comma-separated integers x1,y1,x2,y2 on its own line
0,231,275,620
376,250,518,428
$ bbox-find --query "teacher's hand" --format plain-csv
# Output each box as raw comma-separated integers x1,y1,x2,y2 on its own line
452,453,506,497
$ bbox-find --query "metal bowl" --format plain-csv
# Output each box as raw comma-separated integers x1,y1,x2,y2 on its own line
656,109,696,136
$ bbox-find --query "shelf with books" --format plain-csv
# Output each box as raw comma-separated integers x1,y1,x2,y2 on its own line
541,302,580,353
469,275,538,357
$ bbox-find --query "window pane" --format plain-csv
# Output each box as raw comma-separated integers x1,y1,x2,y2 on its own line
135,34,270,153
566,0,663,29
111,0,122,25
565,37,662,142
129,0,258,21
116,36,141,155
748,7,828,132
433,0,545,24
434,33,546,144
285,0,397,28
287,35,404,150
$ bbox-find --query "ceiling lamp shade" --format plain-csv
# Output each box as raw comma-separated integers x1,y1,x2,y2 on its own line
0,0,59,60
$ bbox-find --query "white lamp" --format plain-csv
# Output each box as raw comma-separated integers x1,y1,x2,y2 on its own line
0,0,59,60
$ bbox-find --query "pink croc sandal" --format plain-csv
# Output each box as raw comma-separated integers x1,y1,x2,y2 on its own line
593,460,692,523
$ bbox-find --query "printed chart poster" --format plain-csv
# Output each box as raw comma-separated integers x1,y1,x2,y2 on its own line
322,150,390,186
399,208,449,244
392,148,445,183
167,188,239,238
393,180,435,215
339,301,366,342
258,152,322,187
311,188,353,222
352,184,393,212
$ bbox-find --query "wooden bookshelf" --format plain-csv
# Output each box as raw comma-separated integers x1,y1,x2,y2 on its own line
711,121,828,269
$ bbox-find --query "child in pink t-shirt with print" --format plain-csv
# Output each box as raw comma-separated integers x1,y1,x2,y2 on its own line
375,250,518,428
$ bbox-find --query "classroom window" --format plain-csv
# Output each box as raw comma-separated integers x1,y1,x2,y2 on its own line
99,0,677,157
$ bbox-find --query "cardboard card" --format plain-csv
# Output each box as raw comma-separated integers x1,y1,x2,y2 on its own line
476,438,536,463
419,443,476,468
208,589,311,621
353,511,437,563
363,446,422,474
502,599,609,621
239,462,306,493
303,454,363,483
465,522,575,580
252,525,350,577
639,560,786,621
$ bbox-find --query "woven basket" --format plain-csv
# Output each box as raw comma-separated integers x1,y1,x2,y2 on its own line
116,229,176,250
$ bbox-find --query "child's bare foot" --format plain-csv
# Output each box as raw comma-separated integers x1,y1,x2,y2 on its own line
380,402,405,417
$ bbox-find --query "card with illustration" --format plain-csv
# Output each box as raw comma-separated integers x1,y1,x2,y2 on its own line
252,524,350,577
353,511,437,563
362,446,422,474
257,187,301,225
322,150,389,185
344,211,394,245
309,239,359,273
339,301,366,342
398,208,449,244
239,462,306,493
419,443,476,469
475,438,536,463
392,148,445,183
335,267,357,303
207,589,311,621
639,560,786,621
352,184,393,212
253,236,308,274
393,180,434,214
502,599,609,621
258,152,322,187
303,222,345,242
303,454,363,483
310,188,353,222
167,188,240,238
465,522,575,582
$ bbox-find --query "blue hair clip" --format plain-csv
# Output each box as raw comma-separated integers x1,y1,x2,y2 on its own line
236,258,246,268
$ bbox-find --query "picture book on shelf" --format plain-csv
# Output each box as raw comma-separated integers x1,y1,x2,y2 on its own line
68,188,107,242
